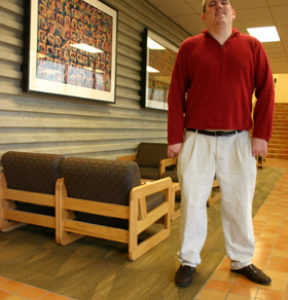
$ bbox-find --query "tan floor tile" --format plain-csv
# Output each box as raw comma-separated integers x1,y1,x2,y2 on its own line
254,247,272,256
250,260,267,270
253,220,266,226
226,294,254,300
273,242,288,251
261,226,279,234
211,270,237,283
0,290,11,300
3,296,27,300
229,282,258,297
266,270,288,281
0,280,27,294
267,262,288,273
269,256,288,265
255,241,274,250
276,237,288,245
278,231,288,238
39,293,72,299
256,288,284,300
196,288,227,300
253,217,268,223
216,258,230,271
217,264,230,271
259,279,287,292
252,253,269,262
0,277,10,286
256,237,275,243
205,279,232,293
258,232,277,239
235,276,260,287
17,285,48,299
271,249,288,259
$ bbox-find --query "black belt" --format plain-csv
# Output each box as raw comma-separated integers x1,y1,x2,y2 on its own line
187,128,242,136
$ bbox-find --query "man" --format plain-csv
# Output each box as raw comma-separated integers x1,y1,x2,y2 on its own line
167,0,274,287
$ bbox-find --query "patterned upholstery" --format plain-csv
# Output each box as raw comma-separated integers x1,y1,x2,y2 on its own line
135,143,168,179
2,151,64,194
1,151,64,215
60,157,165,228
60,158,141,205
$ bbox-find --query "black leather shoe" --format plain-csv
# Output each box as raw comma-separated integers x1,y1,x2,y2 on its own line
231,264,271,285
175,265,196,287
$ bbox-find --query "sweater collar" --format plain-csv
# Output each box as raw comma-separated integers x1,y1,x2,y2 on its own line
202,27,240,37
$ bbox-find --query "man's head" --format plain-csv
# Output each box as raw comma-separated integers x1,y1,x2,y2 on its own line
202,0,233,13
201,0,235,28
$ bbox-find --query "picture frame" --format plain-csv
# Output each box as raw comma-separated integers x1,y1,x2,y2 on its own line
28,0,117,103
141,28,178,110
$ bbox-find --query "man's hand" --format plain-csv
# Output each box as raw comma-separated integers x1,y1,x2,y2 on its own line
251,137,267,157
167,143,182,158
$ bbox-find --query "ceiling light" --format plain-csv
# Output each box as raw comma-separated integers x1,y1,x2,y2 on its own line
70,43,103,53
147,37,165,50
247,26,280,42
147,66,160,73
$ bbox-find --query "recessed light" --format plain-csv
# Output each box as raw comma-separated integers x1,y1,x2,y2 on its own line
247,26,280,42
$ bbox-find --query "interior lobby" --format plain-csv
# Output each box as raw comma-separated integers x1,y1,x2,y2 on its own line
0,0,288,299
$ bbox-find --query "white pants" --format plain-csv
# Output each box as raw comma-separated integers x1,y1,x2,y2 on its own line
177,130,257,270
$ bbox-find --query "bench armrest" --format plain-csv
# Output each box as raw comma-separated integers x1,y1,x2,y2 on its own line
159,157,177,177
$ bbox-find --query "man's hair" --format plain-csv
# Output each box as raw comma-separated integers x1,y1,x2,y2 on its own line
202,0,232,13
202,0,207,13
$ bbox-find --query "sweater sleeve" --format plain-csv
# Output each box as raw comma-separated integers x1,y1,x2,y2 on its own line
167,41,190,145
252,40,275,141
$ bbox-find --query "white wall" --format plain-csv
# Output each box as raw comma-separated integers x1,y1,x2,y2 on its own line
274,74,288,103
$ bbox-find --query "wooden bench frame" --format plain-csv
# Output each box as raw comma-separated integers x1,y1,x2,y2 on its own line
55,176,172,261
0,172,56,231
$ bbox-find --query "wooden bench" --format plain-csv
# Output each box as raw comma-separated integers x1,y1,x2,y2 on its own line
0,151,64,234
55,157,172,260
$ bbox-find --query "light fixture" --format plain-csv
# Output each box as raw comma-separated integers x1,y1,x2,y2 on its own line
147,37,165,50
247,26,280,42
147,66,160,73
70,43,103,53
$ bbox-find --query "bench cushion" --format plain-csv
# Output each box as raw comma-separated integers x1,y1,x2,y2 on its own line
60,157,141,205
135,143,167,168
1,151,64,215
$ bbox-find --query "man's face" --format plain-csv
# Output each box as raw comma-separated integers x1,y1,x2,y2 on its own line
201,0,236,27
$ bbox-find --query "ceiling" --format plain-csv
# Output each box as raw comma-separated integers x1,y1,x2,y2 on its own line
145,0,288,74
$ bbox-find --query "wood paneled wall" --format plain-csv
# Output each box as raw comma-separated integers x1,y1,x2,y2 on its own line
0,0,189,160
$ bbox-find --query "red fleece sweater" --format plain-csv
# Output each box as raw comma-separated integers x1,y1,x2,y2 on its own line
167,28,274,145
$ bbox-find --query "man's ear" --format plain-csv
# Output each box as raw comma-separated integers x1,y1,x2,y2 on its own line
201,13,206,23
232,8,236,20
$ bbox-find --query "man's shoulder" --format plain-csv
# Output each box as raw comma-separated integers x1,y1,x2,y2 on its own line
181,33,205,46
236,30,261,45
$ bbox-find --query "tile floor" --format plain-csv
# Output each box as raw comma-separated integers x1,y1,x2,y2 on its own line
0,276,74,300
0,158,287,300
195,158,288,300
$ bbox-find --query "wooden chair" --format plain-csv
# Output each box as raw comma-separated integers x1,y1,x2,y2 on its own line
118,143,181,219
0,151,64,233
159,157,181,220
257,156,265,169
118,142,168,180
55,157,172,261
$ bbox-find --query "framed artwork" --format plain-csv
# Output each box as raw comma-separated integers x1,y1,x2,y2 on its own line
141,28,178,110
28,0,117,103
